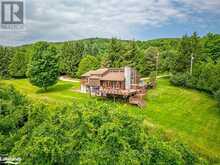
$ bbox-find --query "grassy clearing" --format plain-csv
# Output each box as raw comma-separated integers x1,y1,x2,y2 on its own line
127,79,220,162
1,78,220,162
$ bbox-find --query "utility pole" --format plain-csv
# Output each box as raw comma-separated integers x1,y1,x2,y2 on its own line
190,53,194,75
156,51,159,80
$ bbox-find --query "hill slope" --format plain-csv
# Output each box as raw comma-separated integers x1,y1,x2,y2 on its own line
1,78,219,163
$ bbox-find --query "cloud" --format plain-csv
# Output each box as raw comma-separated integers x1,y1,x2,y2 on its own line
178,0,220,12
0,0,219,45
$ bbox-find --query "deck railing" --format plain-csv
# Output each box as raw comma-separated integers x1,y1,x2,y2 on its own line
99,88,138,96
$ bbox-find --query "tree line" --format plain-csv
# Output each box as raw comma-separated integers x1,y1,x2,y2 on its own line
169,33,220,105
0,37,179,80
0,33,220,103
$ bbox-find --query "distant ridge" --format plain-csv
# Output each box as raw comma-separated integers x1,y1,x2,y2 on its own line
0,37,180,48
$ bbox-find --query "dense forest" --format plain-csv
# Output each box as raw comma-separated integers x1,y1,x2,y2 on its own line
1,32,220,103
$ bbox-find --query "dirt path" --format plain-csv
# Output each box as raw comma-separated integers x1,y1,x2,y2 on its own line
59,76,80,83
140,74,170,80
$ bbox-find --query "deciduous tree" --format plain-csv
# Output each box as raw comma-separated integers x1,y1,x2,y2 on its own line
27,42,59,90
77,55,100,77
139,47,159,76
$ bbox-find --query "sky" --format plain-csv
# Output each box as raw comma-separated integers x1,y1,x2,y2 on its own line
0,0,220,46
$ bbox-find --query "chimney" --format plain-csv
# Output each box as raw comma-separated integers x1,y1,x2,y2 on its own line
124,66,131,90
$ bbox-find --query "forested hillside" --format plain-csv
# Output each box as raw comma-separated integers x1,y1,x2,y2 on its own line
0,37,180,78
1,32,220,102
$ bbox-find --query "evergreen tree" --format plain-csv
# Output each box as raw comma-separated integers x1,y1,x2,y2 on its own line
0,46,13,78
203,33,220,62
173,33,202,73
191,32,202,62
84,40,99,56
160,50,178,73
60,41,84,77
139,47,159,76
27,42,59,90
106,38,124,67
91,43,99,56
9,48,29,78
176,34,192,73
122,40,139,68
100,53,110,68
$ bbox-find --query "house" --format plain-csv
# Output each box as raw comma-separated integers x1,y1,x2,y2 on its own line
80,67,146,107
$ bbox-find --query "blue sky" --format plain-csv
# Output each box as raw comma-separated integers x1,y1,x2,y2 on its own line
0,0,220,45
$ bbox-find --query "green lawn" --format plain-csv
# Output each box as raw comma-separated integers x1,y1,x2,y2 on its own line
1,78,220,162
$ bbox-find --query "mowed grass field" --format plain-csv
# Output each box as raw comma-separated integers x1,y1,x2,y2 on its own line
1,78,220,162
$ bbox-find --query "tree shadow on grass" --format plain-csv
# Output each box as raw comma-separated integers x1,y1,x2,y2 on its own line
36,83,74,94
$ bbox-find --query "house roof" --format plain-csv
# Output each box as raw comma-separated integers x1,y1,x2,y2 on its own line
101,72,125,81
81,70,95,77
81,68,109,77
92,68,109,75
89,76,100,79
81,68,126,81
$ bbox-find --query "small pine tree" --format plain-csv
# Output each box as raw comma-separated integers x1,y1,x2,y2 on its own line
27,42,59,90
9,48,29,78
0,46,13,78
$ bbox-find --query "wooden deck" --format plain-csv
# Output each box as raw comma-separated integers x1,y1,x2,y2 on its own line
99,88,138,96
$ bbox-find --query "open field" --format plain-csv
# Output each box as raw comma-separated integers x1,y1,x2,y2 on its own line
1,78,220,162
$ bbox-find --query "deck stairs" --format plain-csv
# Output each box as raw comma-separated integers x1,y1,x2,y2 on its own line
129,95,146,108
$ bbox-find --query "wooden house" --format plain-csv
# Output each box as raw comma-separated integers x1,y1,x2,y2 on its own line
80,67,146,107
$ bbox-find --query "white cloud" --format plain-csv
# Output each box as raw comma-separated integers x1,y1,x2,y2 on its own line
0,0,219,45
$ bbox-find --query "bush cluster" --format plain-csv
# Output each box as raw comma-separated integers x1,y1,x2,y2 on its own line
170,73,189,87
170,60,220,105
0,86,206,164
215,90,220,106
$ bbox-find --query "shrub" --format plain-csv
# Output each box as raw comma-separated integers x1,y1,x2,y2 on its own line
0,86,28,153
215,89,220,105
170,73,189,87
149,71,157,82
0,88,206,164
172,142,199,165
148,139,183,165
